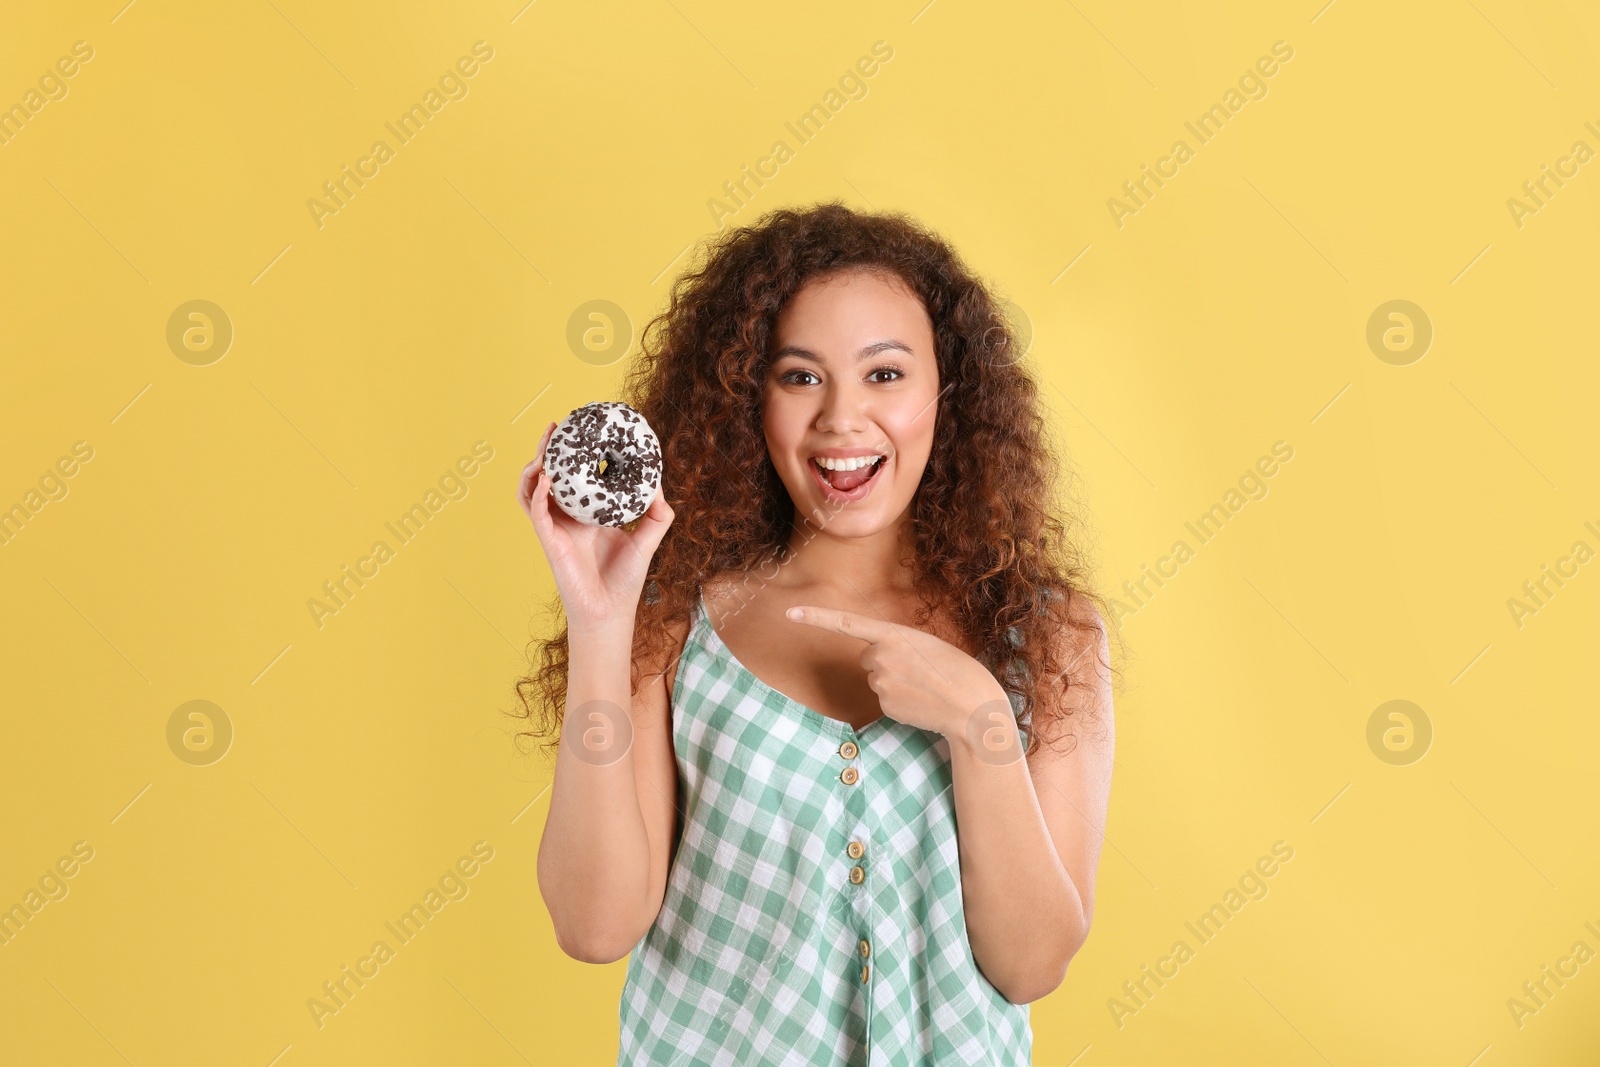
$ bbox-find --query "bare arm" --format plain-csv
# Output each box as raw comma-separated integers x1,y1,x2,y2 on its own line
953,600,1115,1004
518,422,682,964
535,619,683,963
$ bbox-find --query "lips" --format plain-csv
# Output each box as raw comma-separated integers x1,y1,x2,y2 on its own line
808,454,887,503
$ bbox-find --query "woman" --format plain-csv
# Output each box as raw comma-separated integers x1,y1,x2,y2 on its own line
516,201,1117,1065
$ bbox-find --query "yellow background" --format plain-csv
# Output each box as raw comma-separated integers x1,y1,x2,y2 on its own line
3,0,1598,1063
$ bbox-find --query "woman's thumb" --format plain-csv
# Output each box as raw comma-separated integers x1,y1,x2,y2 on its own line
634,489,674,550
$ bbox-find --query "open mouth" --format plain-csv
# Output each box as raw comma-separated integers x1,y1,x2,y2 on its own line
808,454,888,502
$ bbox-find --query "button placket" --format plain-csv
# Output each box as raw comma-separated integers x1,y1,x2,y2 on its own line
837,729,877,1047
841,736,867,886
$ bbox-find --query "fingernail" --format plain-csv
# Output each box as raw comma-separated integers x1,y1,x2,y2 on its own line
786,607,802,621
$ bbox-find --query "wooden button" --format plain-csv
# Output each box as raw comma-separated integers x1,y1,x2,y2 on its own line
841,767,859,785
849,865,865,884
859,939,871,958
839,740,859,759
847,840,864,859
860,964,870,983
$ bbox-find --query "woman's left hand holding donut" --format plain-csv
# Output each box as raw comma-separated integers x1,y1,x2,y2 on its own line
784,605,1008,740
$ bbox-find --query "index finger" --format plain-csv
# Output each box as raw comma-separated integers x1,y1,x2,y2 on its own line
518,421,558,507
537,420,556,467
785,605,899,643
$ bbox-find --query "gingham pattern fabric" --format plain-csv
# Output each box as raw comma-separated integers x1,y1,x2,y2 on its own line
616,590,1033,1066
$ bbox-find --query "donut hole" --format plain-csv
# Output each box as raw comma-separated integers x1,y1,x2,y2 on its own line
595,450,639,488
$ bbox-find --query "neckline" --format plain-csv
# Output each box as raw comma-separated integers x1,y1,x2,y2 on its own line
696,588,887,738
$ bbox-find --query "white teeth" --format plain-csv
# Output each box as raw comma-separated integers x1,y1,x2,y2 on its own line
814,455,883,471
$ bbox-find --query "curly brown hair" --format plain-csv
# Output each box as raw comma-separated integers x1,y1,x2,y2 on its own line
511,200,1120,761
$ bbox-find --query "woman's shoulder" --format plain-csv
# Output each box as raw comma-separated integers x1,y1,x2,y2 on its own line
699,570,784,627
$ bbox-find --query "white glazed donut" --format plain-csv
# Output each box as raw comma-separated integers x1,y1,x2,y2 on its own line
544,401,663,527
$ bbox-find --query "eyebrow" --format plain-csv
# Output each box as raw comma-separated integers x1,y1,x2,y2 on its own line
770,339,915,363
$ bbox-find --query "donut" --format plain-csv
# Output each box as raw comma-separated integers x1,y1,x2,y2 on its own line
544,401,663,527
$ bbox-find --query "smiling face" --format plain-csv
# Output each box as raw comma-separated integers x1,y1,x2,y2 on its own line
761,268,941,537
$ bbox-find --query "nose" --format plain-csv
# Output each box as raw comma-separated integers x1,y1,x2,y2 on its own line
814,380,868,434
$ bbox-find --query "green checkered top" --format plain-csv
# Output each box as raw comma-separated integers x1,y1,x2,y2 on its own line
616,589,1033,1066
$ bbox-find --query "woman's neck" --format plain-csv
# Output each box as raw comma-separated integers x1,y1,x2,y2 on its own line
777,516,916,603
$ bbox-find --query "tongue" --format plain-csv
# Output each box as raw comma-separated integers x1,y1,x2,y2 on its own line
824,460,878,491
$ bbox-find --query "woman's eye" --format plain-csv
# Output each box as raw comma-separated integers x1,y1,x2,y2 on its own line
779,366,903,386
